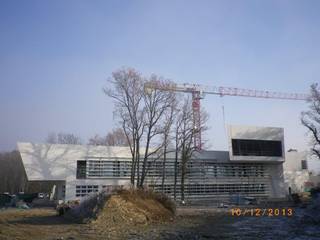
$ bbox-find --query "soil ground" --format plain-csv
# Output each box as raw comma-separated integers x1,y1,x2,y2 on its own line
0,206,320,240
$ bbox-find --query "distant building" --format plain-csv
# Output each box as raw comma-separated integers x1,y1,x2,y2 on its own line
18,125,287,202
284,150,320,193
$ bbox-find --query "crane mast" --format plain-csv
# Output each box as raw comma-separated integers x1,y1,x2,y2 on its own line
144,82,309,150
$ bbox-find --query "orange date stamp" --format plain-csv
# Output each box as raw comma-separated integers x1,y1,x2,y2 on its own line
231,208,293,217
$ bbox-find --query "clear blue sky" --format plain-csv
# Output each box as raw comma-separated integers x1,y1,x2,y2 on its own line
0,0,319,151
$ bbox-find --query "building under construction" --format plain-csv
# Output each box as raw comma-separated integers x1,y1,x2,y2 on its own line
18,125,286,202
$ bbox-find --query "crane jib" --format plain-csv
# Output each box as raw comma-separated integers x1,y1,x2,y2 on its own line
144,81,309,150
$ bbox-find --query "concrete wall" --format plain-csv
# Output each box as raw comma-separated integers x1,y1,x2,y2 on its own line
267,164,286,198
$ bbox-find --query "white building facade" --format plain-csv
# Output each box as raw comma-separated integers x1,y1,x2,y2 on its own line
18,125,287,202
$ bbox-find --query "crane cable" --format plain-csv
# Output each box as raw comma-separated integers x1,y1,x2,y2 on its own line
220,96,227,136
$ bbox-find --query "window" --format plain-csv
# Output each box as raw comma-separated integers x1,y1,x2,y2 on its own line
76,185,98,197
232,139,282,157
150,183,266,195
62,185,66,198
113,161,120,177
76,161,86,179
301,160,308,170
86,159,131,178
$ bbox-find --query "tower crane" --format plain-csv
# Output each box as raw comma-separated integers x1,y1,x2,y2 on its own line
144,82,310,150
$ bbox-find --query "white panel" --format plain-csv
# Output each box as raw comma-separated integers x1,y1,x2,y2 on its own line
17,142,134,181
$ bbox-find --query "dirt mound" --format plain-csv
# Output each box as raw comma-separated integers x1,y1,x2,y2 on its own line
94,194,172,228
66,189,175,230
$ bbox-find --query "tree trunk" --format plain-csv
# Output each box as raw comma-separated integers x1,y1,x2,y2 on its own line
180,159,186,202
130,131,136,186
139,127,152,187
173,129,179,200
130,155,135,185
136,139,140,188
161,134,167,193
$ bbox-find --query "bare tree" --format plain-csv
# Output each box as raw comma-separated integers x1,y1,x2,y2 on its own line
57,133,82,145
0,151,27,193
161,96,178,192
45,132,82,145
106,128,130,146
46,132,57,144
173,110,182,200
301,83,320,159
88,128,129,146
105,68,145,186
138,77,176,187
175,97,209,202
88,134,107,146
105,68,176,188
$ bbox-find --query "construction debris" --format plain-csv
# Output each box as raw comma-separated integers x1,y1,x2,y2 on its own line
64,188,175,230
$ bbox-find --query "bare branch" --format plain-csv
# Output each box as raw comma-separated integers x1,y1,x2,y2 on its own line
301,83,320,159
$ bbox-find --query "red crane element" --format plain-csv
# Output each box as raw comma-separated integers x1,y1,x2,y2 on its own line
145,82,310,150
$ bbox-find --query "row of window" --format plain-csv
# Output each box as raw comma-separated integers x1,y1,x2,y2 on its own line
87,160,130,177
75,185,99,197
151,183,267,195
75,185,124,197
76,160,267,179
75,183,266,198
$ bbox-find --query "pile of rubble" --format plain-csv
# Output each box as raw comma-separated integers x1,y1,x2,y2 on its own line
65,188,175,229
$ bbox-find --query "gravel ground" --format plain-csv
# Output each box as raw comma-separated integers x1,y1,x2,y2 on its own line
132,207,320,240
1,206,320,240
